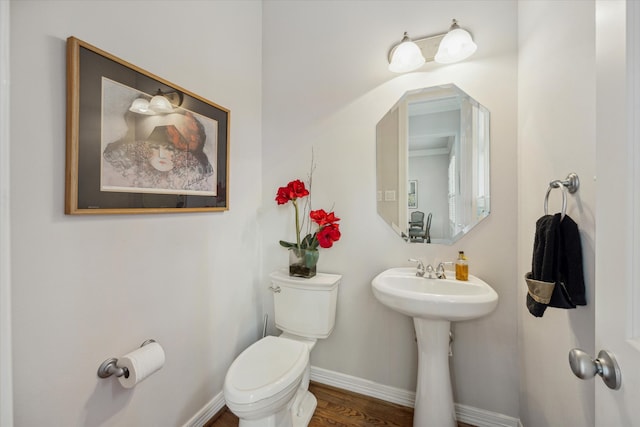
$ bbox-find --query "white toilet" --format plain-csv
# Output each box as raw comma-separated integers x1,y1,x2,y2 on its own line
223,269,341,427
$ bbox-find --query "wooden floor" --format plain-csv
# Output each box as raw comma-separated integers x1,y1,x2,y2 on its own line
206,382,475,427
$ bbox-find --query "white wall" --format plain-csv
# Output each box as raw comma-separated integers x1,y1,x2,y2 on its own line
261,0,519,418
10,1,263,425
1,1,14,426
517,1,596,426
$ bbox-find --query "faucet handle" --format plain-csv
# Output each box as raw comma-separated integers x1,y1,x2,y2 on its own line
408,258,426,277
436,261,454,279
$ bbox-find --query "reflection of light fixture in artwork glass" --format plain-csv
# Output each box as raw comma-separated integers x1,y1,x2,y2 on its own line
129,98,154,115
129,89,184,115
149,92,174,113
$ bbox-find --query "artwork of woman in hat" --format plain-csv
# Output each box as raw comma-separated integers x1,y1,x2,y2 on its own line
102,110,216,195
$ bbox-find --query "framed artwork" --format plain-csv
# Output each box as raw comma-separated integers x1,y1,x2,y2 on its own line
65,36,229,214
408,180,418,209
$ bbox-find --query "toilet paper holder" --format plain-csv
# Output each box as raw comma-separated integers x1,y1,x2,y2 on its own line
97,339,156,379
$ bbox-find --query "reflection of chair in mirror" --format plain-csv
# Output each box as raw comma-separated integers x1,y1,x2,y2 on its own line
425,212,432,243
408,211,426,242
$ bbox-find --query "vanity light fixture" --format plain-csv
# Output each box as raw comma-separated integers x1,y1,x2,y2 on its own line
388,19,477,73
129,89,184,115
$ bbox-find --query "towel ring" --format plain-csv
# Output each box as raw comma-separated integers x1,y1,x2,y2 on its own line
543,173,579,220
544,182,568,220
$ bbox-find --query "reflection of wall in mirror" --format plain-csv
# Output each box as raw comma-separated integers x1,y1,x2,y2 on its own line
376,106,401,229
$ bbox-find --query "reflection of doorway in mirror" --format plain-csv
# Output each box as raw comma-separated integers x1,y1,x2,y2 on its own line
408,180,418,208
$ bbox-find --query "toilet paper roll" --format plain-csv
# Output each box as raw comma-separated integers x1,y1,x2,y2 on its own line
117,342,165,388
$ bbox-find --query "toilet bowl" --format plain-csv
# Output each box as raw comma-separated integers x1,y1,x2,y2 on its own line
224,336,310,427
223,335,318,427
223,270,342,427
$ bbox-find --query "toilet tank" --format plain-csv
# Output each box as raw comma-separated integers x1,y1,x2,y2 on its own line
269,270,341,339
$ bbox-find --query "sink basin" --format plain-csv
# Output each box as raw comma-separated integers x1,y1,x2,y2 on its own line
372,267,498,321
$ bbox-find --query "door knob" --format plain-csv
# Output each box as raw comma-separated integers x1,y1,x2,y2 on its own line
568,348,621,390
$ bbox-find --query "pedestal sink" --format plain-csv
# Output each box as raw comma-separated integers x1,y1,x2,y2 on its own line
371,267,498,427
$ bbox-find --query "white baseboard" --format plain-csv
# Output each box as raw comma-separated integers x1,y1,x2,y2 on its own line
185,366,521,427
310,365,416,407
183,390,226,427
454,403,521,427
310,366,521,427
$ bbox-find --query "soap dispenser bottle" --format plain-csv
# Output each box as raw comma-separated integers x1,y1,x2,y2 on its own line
455,251,468,281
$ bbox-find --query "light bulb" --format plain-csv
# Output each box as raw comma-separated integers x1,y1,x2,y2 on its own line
435,23,477,64
388,33,426,73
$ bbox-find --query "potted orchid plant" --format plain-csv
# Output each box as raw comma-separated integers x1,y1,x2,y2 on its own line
275,179,341,278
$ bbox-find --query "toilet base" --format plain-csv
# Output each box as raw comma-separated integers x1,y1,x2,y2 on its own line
292,390,317,427
237,390,317,427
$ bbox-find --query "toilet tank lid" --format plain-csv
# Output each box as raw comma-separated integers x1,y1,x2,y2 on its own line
269,269,341,289
224,336,308,405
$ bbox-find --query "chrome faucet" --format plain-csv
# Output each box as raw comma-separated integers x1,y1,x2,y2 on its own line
425,264,436,279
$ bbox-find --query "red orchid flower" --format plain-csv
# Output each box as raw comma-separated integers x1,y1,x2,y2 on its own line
316,223,341,248
310,209,340,226
275,179,309,205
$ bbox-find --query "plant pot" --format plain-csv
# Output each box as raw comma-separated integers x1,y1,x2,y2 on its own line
288,247,319,278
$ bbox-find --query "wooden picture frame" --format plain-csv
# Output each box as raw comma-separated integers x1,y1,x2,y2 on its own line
65,36,229,214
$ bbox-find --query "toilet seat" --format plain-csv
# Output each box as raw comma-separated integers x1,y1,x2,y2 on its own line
224,336,309,408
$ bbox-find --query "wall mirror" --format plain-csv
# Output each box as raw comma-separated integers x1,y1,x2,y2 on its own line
376,84,490,244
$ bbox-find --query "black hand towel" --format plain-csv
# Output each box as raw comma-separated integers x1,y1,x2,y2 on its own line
525,213,586,317
549,214,586,308
525,214,559,317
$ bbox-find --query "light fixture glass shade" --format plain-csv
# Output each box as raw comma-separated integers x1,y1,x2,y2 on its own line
434,25,477,64
388,33,426,73
129,98,155,115
148,94,174,113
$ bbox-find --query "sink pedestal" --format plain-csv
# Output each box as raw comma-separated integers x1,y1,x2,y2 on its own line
371,268,499,427
413,318,456,427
